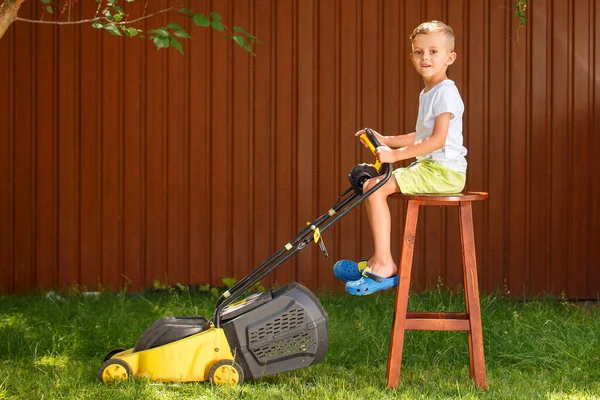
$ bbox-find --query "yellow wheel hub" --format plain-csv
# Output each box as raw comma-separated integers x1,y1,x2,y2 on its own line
102,363,128,382
212,364,240,385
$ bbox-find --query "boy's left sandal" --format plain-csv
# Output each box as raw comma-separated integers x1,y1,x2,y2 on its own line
345,268,399,296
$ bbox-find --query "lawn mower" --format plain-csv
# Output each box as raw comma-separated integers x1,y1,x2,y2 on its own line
98,128,392,385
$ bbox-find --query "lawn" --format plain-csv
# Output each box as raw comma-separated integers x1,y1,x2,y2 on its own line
0,284,599,399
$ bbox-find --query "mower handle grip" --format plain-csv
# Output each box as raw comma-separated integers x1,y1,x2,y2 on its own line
360,127,383,171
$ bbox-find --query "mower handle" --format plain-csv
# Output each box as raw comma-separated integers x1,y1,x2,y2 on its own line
360,127,383,171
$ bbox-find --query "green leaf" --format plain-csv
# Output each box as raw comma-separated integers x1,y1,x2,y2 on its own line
46,5,53,14
198,283,210,292
222,277,237,288
167,23,183,31
193,13,210,27
211,20,224,32
169,37,184,54
153,36,170,49
210,12,222,21
113,13,123,22
232,35,245,47
153,28,170,37
123,27,138,37
40,0,51,4
91,21,103,29
104,24,122,36
174,30,191,39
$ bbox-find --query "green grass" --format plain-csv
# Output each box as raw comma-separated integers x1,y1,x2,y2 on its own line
0,285,599,399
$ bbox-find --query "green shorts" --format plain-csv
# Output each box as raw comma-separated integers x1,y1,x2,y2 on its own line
393,160,466,194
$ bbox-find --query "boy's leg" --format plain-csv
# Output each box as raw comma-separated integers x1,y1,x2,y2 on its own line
362,175,401,278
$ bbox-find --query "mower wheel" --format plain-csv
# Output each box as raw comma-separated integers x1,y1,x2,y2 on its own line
98,358,132,383
103,347,127,362
209,360,244,385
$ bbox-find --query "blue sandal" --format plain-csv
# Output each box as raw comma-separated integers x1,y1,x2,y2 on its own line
333,259,368,282
345,268,399,296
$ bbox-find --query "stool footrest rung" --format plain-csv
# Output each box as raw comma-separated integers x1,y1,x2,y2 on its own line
405,318,471,331
407,312,468,320
406,313,470,331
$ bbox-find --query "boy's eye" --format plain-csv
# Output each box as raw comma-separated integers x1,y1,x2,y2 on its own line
414,50,422,55
431,50,437,54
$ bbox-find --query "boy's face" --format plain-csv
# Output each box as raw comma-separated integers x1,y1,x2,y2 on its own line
410,31,456,81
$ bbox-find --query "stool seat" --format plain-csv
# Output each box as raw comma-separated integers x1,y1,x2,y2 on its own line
386,191,488,390
392,191,488,202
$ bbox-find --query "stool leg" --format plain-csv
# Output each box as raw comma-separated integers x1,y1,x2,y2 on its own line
387,200,419,389
459,201,487,389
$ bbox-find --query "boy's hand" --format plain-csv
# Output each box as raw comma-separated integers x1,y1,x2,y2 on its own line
374,145,397,163
355,128,385,148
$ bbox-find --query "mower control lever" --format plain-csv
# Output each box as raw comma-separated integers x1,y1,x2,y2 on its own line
360,128,383,172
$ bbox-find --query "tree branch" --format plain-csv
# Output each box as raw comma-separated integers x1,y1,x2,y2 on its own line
14,5,176,26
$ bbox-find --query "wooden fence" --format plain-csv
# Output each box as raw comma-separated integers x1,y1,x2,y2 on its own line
1,0,599,298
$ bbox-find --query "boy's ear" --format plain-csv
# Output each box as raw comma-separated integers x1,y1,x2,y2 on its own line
446,51,457,65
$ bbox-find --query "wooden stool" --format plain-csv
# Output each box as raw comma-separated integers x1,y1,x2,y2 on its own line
386,192,488,390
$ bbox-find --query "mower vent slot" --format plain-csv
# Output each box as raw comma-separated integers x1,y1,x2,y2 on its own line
252,332,316,361
248,307,305,343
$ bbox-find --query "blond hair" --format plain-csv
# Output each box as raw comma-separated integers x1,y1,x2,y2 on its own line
410,20,455,51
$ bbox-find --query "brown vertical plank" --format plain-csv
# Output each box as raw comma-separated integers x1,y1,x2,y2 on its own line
210,1,231,287
12,1,34,292
464,0,487,292
231,0,252,283
273,0,295,287
251,0,275,288
56,11,78,289
34,11,57,290
78,1,101,290
100,29,122,291
420,1,446,288
569,0,591,299
359,0,379,271
589,0,600,298
484,0,509,294
444,0,466,292
336,0,359,279
189,0,211,287
315,0,336,289
507,3,528,298
0,18,15,292
382,0,402,271
121,0,144,292
549,0,570,297
166,10,189,287
145,15,167,288
587,2,600,293
403,1,425,288
528,0,551,296
296,0,316,289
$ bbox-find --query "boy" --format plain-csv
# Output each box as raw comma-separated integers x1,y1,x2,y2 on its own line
335,20,467,296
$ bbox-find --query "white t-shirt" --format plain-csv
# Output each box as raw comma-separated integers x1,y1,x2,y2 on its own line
415,79,467,172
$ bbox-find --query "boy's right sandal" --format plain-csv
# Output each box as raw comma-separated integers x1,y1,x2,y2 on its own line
345,268,399,296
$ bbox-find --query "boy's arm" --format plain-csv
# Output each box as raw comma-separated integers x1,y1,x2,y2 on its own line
355,129,416,149
375,113,451,163
383,132,416,149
